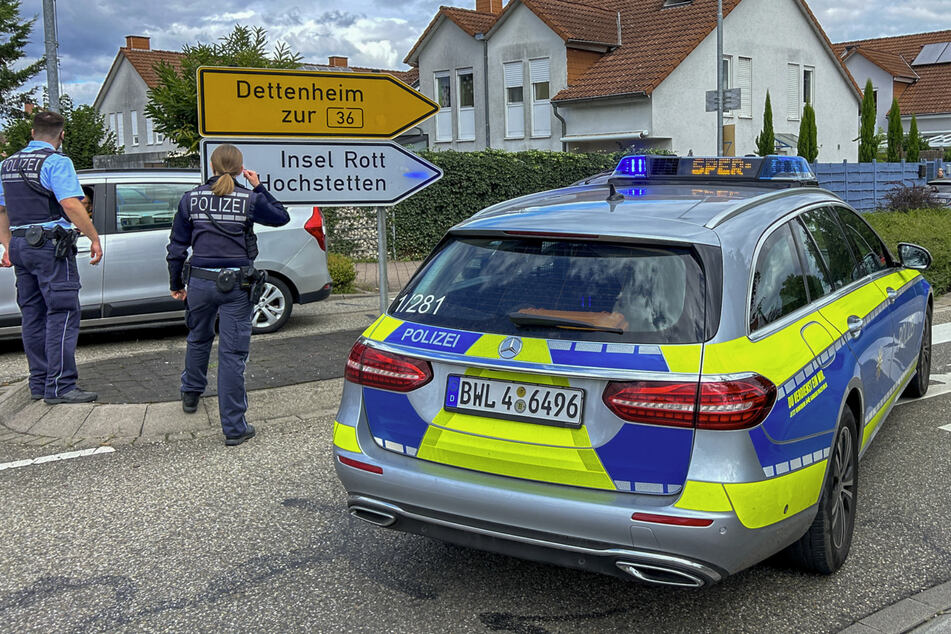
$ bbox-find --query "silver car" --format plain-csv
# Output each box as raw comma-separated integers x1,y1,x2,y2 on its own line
333,155,932,587
0,169,332,338
928,178,951,207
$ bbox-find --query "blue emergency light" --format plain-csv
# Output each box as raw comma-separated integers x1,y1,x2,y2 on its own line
611,155,816,184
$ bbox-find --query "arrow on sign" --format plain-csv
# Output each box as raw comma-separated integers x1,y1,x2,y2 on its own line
200,139,443,207
197,67,439,139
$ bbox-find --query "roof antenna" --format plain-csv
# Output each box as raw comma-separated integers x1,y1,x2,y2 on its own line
607,182,624,202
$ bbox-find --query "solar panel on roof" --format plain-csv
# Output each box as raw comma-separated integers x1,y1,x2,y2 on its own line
912,42,950,65
938,44,951,64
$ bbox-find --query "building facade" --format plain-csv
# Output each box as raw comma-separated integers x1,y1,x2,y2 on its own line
407,0,861,161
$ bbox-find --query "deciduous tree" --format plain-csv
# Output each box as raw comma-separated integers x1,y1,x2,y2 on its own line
146,25,301,153
0,0,44,119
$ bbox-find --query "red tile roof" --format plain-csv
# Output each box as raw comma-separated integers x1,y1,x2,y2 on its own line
120,47,184,88
406,0,857,103
843,47,917,80
834,30,951,115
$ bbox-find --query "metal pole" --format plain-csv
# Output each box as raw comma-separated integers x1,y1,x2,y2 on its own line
716,0,723,155
42,0,60,112
376,206,389,314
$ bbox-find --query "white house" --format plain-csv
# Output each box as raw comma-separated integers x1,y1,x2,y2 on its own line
835,30,951,147
405,0,862,161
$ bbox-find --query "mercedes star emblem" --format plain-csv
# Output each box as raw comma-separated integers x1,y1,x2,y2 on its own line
498,336,523,359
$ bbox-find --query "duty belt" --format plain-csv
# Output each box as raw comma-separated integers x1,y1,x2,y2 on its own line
11,225,79,258
187,266,268,300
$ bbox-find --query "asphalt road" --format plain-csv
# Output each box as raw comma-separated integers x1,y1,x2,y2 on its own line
0,305,950,633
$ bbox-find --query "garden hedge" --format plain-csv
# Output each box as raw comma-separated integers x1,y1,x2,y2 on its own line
388,149,626,258
865,208,951,295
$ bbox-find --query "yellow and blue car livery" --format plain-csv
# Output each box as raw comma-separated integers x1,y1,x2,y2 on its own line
333,155,933,587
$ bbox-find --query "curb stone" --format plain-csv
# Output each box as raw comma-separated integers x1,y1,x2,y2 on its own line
839,581,951,633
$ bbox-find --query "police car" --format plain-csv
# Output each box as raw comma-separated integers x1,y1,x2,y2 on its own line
332,155,933,587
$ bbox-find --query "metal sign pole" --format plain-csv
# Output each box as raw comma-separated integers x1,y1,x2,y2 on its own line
716,0,724,155
377,206,389,314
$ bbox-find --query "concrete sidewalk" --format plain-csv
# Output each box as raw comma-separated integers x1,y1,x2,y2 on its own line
0,376,344,450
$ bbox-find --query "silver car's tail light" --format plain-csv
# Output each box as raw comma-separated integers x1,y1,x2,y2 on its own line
304,206,326,251
602,375,776,430
345,341,433,392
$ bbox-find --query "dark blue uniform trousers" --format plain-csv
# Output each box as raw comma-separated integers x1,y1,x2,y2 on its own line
10,236,81,398
181,277,252,438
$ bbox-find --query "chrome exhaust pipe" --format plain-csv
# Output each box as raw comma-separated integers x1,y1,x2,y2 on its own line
616,561,706,587
348,505,397,528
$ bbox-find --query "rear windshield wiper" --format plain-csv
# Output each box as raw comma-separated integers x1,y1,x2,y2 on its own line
507,311,624,335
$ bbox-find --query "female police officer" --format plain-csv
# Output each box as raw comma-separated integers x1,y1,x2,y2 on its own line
167,144,289,446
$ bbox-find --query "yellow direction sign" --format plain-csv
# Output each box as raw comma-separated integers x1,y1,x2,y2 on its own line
197,67,439,139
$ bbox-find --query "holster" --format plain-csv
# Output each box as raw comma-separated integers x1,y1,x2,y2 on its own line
52,226,79,259
241,266,268,304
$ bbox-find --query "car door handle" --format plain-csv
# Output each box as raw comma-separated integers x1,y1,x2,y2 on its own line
847,315,864,338
886,287,898,302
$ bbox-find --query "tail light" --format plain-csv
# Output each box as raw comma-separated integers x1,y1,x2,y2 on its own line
631,513,714,527
345,340,433,392
305,206,326,251
602,375,776,430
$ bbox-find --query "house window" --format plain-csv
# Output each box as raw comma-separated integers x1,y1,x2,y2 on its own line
530,58,551,137
721,56,733,116
737,56,752,118
803,66,815,107
434,71,452,143
146,117,155,145
504,61,524,139
130,110,139,146
115,112,125,147
457,69,475,141
786,63,801,120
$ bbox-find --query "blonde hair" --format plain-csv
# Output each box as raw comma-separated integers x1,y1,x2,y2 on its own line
210,144,243,196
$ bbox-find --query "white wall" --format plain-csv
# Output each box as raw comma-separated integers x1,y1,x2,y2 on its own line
844,53,893,131
486,4,566,151
653,0,859,161
558,97,654,152
96,57,178,155
416,19,487,150
905,113,951,138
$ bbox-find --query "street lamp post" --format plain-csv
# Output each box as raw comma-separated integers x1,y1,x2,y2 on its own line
42,0,60,112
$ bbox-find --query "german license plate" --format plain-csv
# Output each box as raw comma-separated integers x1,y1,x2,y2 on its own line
444,375,584,428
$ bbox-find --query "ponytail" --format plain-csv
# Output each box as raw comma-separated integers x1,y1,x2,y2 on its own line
209,143,243,197
211,172,236,196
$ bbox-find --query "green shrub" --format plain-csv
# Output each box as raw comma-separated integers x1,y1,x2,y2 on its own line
944,147,951,162
391,149,625,258
327,252,357,294
865,208,951,293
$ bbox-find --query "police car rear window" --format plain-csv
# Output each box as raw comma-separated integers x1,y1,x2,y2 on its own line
391,237,707,344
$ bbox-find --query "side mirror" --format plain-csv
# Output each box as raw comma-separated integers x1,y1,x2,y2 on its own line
898,242,932,271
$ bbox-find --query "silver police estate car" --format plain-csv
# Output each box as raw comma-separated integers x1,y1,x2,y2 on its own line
333,155,932,587
0,169,332,339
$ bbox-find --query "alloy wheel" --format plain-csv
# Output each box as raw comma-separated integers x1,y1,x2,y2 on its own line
252,282,286,329
829,427,856,550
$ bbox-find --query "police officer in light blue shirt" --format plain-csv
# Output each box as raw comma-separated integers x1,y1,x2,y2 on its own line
0,111,103,404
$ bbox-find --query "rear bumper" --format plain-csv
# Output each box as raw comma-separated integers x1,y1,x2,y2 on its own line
333,435,816,585
299,283,332,304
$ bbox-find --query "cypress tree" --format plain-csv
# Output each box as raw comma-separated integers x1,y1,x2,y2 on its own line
798,103,818,162
886,98,902,162
755,91,775,156
906,115,921,162
859,79,877,162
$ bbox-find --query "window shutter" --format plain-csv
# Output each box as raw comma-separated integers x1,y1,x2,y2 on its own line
504,61,523,88
738,57,752,118
787,63,800,120
529,58,549,85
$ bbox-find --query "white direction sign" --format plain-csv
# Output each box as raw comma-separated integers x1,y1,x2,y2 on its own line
199,139,442,207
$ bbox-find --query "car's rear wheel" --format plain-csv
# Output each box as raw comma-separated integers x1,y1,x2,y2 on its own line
903,304,932,398
251,277,293,334
787,408,858,574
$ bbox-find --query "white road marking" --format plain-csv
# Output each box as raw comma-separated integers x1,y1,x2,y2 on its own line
898,372,951,406
933,322,951,346
0,446,115,472
940,424,951,433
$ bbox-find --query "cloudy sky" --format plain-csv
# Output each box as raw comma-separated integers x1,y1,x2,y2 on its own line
15,0,951,107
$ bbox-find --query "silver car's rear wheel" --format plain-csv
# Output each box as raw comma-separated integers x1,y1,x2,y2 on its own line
251,277,293,334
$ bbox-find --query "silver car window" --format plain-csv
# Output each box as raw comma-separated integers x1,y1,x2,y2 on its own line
115,183,192,233
749,223,808,332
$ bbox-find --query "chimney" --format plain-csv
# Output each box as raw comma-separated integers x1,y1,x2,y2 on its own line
125,35,150,50
476,0,503,14
328,56,348,68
